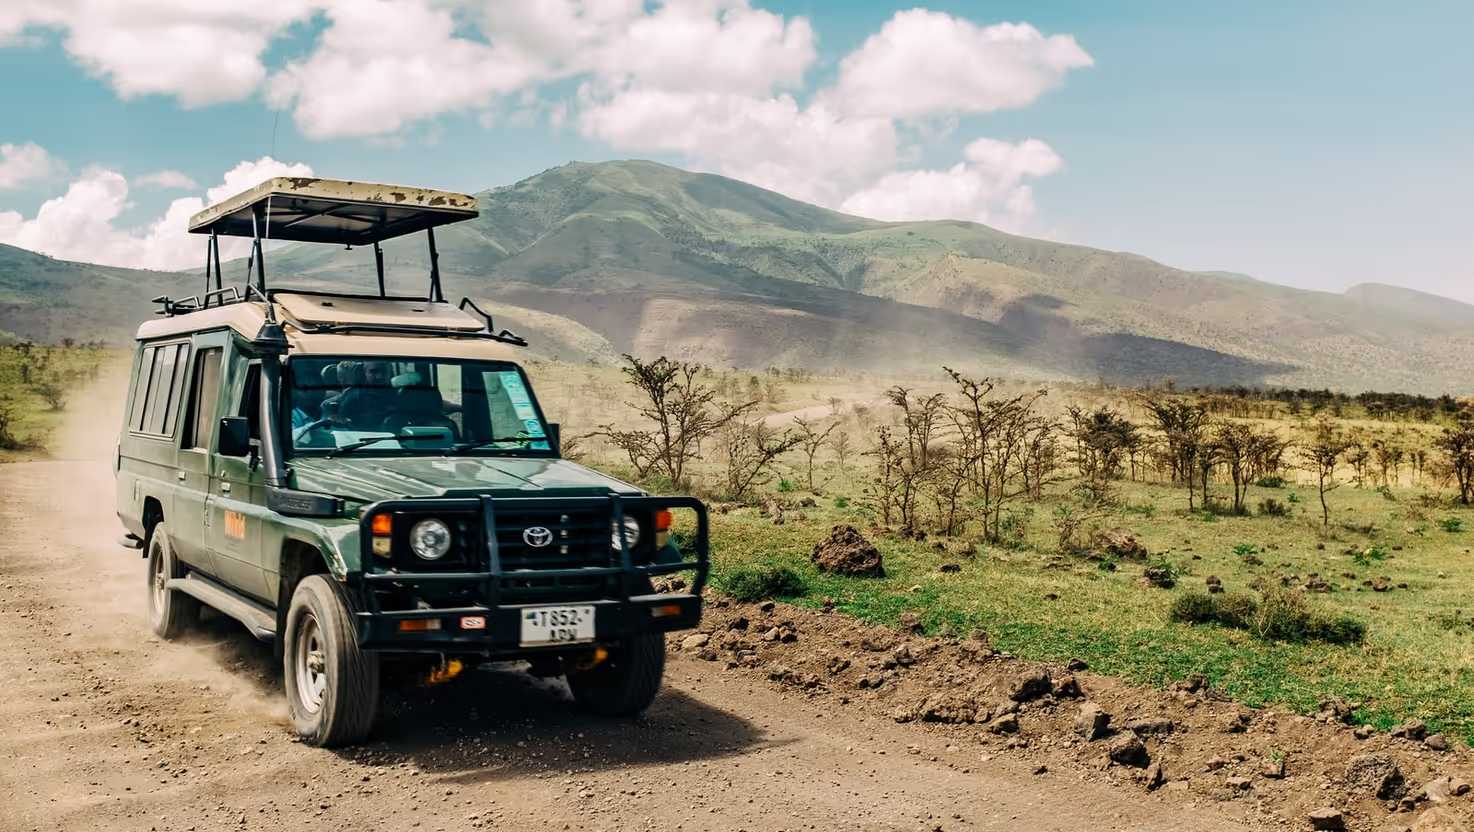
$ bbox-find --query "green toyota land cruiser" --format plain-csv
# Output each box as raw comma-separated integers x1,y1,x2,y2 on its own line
115,178,708,747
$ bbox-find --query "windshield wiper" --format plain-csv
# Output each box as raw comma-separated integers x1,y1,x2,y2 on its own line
451,435,542,453
325,433,431,458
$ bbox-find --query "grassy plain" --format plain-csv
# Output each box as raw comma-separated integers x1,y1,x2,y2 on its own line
528,360,1474,741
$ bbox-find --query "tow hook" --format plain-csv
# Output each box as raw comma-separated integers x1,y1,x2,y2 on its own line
424,656,464,685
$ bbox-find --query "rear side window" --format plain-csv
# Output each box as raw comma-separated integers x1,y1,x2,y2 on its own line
182,349,223,451
132,342,191,437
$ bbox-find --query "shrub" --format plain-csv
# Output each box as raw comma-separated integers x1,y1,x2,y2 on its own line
1376,484,1397,502
777,478,795,493
719,565,807,602
1169,588,1363,645
1352,545,1387,566
1255,475,1287,488
1439,517,1464,533
833,495,850,509
1257,497,1291,517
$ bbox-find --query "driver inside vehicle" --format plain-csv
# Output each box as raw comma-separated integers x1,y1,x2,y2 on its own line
335,360,397,429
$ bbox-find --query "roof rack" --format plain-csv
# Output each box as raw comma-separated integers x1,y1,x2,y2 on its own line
150,177,526,347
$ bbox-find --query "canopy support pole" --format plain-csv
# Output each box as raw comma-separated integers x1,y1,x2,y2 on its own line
211,231,222,293
374,242,386,297
426,227,444,303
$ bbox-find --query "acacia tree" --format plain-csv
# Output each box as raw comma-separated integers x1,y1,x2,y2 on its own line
1213,423,1290,515
1137,396,1213,510
1303,418,1353,526
791,415,837,490
1435,409,1474,504
592,354,755,487
719,419,802,502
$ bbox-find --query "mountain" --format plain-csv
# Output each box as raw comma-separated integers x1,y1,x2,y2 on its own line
3,160,1471,393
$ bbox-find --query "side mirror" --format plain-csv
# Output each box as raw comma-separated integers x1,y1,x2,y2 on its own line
547,422,562,456
217,416,252,457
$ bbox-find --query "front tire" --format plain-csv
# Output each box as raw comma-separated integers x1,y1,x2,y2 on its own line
283,575,380,747
566,633,665,716
145,522,198,639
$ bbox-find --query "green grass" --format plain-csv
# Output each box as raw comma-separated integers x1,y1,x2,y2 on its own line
702,477,1474,742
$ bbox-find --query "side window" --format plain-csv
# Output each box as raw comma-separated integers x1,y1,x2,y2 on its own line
130,346,158,431
134,342,190,436
182,349,222,450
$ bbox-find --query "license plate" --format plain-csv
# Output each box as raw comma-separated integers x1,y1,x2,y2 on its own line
519,605,595,647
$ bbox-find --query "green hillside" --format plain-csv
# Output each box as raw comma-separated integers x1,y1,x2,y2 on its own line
2,160,1470,392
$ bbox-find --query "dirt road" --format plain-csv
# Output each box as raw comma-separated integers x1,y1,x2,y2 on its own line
0,459,1270,832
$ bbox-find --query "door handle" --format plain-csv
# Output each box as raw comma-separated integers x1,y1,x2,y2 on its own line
220,482,232,494
176,472,186,482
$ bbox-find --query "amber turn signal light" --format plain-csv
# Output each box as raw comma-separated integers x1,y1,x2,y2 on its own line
370,513,393,536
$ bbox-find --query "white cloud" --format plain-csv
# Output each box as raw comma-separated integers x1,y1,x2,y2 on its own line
839,138,1064,231
0,142,58,189
134,169,198,190
580,87,896,206
4,1,319,107
822,10,1093,120
0,156,313,270
267,0,546,140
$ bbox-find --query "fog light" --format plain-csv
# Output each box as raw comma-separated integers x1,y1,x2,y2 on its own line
371,537,392,557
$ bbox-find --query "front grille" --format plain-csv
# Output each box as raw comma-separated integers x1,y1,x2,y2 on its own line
494,505,614,571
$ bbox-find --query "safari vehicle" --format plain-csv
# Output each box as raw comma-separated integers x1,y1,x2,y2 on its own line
114,178,708,746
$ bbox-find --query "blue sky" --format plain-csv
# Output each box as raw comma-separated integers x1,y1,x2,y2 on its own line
1,1,1469,302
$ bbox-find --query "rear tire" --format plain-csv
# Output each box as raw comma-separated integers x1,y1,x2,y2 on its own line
145,522,198,639
283,575,380,747
566,632,665,716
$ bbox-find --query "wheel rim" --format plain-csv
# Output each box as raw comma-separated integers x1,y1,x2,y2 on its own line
148,542,167,623
293,614,328,714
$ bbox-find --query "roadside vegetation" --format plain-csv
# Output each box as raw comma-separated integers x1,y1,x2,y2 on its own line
539,356,1474,742
0,341,114,460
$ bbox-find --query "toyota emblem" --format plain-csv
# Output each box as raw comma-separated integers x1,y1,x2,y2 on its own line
522,526,554,548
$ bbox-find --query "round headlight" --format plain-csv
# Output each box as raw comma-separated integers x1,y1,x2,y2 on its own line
409,518,453,560
610,516,641,550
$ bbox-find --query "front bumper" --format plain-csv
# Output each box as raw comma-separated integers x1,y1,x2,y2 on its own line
349,493,709,655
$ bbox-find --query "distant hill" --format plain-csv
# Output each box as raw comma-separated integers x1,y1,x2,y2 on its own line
2,160,1470,393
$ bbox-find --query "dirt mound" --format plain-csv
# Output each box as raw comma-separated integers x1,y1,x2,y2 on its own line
810,525,884,577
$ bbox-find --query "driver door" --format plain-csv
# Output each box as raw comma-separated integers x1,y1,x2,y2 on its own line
206,356,270,602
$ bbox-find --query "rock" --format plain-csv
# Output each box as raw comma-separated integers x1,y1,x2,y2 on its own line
1107,734,1150,768
1127,717,1176,737
1372,577,1392,592
1317,697,1356,724
810,525,885,577
1353,725,1375,740
939,562,961,573
1262,757,1286,779
695,648,719,661
1206,575,1224,593
892,644,917,667
1075,703,1112,741
1051,674,1083,699
1412,808,1466,832
1220,710,1252,733
1066,657,1089,672
1142,566,1176,588
985,713,1019,734
1393,720,1429,741
762,627,782,642
1423,776,1468,804
920,694,983,725
1172,674,1209,694
1095,527,1148,561
1145,762,1166,791
1205,756,1230,772
1005,670,1052,702
1344,753,1407,800
1307,808,1346,830
759,601,776,613
857,673,885,689
1304,575,1333,593
680,633,710,650
726,616,750,631
1425,734,1450,752
898,612,923,633
826,656,850,675
1226,776,1252,791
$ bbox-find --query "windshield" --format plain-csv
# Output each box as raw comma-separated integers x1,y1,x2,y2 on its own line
284,356,552,456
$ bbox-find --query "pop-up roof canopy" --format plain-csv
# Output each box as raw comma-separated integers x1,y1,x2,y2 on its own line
187,177,478,246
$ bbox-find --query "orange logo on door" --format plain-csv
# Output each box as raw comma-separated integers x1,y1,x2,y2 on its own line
223,510,247,541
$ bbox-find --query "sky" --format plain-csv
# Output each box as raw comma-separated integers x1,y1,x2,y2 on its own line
0,0,1470,302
